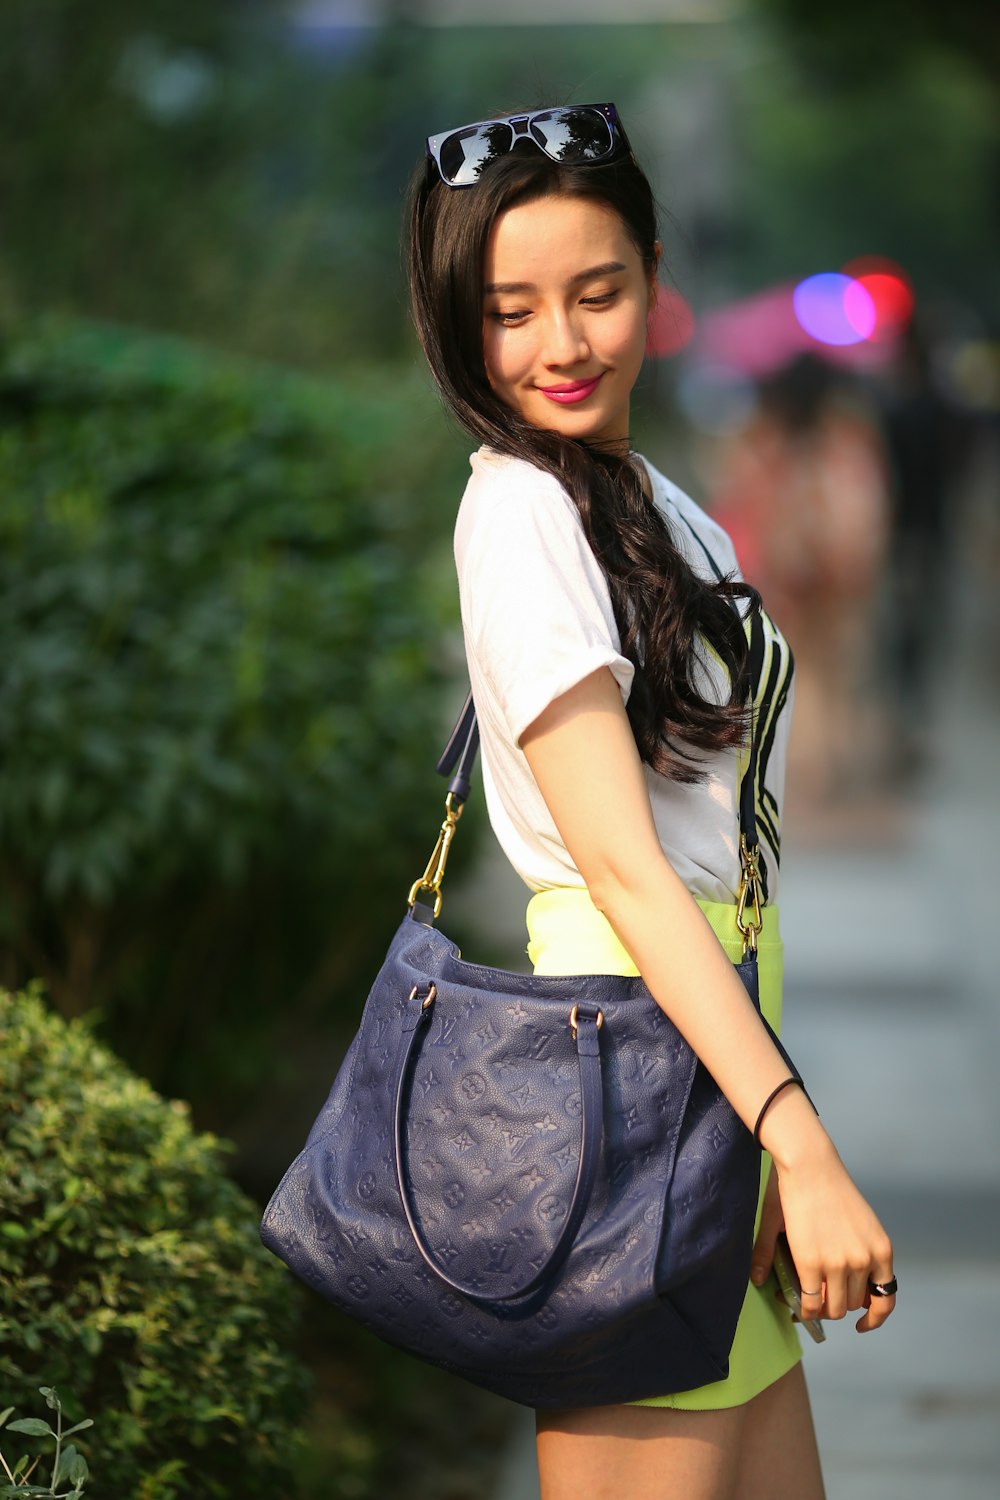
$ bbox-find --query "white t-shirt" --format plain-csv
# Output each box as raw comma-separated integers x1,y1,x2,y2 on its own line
453,447,794,905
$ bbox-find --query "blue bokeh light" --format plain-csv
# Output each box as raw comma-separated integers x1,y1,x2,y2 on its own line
793,273,876,346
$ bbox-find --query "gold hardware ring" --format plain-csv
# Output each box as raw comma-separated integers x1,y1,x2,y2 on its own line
569,1003,604,1040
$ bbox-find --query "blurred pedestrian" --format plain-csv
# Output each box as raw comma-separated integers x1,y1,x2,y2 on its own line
711,355,891,810
880,320,966,771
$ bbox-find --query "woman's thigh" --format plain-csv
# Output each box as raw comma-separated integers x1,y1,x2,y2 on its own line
534,1366,825,1500
734,1363,826,1500
535,1401,746,1500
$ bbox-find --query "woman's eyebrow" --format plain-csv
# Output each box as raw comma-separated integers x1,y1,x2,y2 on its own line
483,261,627,295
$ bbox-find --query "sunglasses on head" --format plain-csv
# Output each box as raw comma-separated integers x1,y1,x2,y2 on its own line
426,103,630,188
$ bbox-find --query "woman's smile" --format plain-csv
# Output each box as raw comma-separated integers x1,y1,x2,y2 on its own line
481,194,657,446
537,374,605,404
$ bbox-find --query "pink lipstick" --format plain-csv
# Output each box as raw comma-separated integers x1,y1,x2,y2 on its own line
538,375,603,405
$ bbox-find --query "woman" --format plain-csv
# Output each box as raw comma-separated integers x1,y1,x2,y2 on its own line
407,103,896,1500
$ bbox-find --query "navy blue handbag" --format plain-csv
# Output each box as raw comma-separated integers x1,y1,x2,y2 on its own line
260,673,803,1408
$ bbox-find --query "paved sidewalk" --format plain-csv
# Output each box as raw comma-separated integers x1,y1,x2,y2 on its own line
770,648,1000,1499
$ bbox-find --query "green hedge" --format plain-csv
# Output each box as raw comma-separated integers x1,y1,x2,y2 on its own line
0,984,309,1499
0,318,469,1157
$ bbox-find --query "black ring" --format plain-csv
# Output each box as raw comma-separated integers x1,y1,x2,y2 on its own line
867,1276,898,1297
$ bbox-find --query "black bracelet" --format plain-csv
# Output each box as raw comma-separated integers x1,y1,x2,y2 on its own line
753,1077,805,1147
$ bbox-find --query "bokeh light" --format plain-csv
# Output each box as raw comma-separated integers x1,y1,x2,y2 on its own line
696,284,804,376
793,272,876,346
646,288,697,358
843,256,915,341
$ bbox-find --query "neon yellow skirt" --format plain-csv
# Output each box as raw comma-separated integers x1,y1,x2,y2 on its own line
525,888,802,1410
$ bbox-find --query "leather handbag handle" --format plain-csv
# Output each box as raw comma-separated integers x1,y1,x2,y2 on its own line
393,989,606,1304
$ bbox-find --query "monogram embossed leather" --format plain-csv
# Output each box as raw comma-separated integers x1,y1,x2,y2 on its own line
261,910,775,1408
261,635,805,1408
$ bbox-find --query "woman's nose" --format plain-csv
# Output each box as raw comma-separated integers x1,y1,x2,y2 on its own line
540,310,589,368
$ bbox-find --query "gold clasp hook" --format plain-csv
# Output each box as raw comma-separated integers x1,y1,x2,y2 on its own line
407,792,464,919
735,833,764,958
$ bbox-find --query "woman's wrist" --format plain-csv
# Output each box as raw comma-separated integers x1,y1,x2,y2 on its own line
759,1083,836,1172
753,1076,806,1145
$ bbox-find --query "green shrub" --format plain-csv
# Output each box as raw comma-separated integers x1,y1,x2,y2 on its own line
0,317,469,1148
0,985,310,1499
1,1385,94,1495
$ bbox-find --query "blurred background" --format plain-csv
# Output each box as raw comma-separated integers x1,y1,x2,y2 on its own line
1,2,997,1497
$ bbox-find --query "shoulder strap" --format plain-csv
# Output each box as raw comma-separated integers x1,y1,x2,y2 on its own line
435,691,479,805
740,610,764,856
664,502,764,859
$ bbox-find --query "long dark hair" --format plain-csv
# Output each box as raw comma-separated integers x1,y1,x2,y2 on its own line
407,143,758,781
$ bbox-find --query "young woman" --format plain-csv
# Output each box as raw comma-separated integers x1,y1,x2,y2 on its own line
407,102,896,1500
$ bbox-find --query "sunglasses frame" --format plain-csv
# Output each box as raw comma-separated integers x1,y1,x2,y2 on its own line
425,102,629,188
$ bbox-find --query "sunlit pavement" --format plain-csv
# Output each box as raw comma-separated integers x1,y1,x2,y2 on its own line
470,585,1000,1499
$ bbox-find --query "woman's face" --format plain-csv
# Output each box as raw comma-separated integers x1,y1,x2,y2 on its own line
481,193,657,447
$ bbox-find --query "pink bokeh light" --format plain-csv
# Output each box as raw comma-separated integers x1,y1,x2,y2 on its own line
646,287,697,358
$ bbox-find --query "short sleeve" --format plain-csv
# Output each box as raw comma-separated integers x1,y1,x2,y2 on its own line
454,454,634,745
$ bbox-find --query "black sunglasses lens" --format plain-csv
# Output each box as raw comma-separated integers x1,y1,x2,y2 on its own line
530,108,615,163
439,121,515,185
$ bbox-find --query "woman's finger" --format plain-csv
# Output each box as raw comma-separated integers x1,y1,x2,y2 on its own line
856,1287,896,1332
855,1260,898,1331
797,1263,825,1324
846,1267,870,1311
824,1269,848,1321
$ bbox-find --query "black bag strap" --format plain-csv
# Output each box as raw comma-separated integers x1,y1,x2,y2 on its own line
665,504,763,860
435,691,479,804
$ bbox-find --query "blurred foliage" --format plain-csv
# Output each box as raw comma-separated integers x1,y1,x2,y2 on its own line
290,1297,512,1500
0,1384,94,1496
0,984,309,1499
1,1,996,376
735,42,1000,308
0,1,676,367
756,0,1000,91
0,317,468,1168
0,0,413,364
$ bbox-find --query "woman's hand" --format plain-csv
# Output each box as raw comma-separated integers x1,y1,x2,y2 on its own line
761,1087,897,1334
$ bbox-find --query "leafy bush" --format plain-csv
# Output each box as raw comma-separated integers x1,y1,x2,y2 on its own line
0,985,309,1499
0,317,469,1158
1,1385,93,1496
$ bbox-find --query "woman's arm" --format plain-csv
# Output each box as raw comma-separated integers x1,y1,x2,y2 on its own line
520,665,896,1332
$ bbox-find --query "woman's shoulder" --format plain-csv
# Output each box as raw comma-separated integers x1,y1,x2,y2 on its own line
456,446,579,551
465,445,572,503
